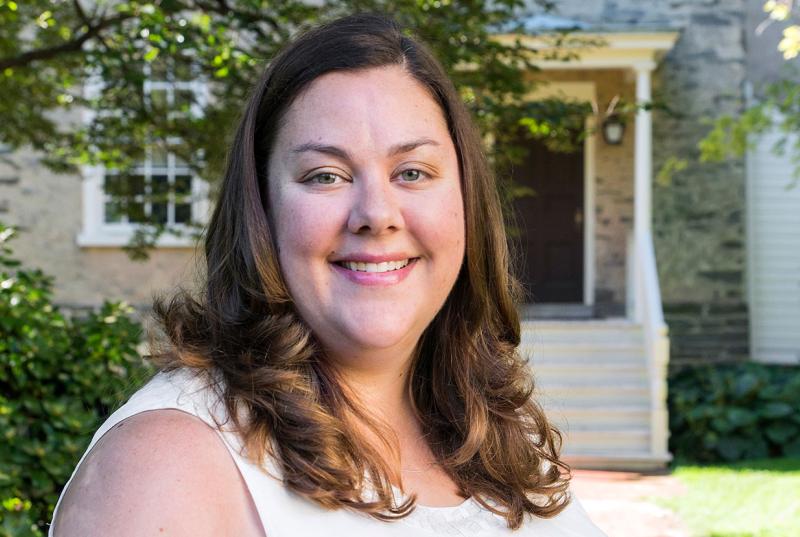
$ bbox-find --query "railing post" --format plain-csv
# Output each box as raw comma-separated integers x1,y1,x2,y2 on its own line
626,231,636,321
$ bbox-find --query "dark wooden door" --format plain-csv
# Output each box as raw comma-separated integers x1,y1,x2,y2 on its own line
510,133,584,303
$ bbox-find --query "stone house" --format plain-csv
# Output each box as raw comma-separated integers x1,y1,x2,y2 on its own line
1,1,797,470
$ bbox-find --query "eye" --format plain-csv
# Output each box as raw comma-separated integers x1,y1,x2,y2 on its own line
304,172,345,185
397,168,429,183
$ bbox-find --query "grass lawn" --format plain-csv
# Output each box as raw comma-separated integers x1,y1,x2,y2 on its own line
650,458,800,537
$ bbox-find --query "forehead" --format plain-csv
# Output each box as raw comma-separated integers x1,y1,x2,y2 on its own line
274,65,451,151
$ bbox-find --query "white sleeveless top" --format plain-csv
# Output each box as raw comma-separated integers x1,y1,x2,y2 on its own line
49,367,607,536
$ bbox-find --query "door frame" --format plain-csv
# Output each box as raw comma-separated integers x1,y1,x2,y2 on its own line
523,81,596,306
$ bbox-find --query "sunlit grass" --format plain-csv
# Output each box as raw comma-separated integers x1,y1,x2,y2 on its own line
651,458,800,537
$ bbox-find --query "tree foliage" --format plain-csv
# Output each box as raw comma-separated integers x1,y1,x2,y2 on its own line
0,221,153,536
0,0,592,258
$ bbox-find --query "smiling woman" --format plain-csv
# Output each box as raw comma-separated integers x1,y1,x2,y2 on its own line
269,65,465,367
48,12,607,537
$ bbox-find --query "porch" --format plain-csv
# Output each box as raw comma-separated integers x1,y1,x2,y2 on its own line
498,28,679,470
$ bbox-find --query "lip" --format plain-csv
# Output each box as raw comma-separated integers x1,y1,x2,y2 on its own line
330,257,419,286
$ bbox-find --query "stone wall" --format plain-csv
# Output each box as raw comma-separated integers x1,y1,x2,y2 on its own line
0,147,200,313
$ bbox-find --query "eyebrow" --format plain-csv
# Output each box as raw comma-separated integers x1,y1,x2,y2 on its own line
289,137,441,161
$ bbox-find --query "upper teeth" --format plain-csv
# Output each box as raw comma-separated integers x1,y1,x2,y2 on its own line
341,259,411,273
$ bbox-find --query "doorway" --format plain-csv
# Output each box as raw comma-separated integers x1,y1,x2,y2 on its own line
511,132,585,305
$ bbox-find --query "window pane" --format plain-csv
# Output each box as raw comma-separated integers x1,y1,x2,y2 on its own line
149,56,169,80
174,89,194,115
105,173,144,199
152,175,169,198
152,202,168,224
128,201,146,223
104,200,124,223
151,174,169,224
175,203,191,223
150,89,168,112
151,145,168,167
129,174,145,196
104,175,122,196
173,60,194,82
175,175,192,195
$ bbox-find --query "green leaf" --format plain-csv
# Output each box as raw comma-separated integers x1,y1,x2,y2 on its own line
726,407,758,428
733,373,761,398
717,436,749,461
765,422,799,444
760,402,794,419
143,47,160,62
784,438,800,457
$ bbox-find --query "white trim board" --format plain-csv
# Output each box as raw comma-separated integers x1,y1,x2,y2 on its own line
492,32,679,71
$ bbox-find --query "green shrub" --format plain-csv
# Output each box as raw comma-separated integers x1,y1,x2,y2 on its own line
0,223,154,536
669,362,800,463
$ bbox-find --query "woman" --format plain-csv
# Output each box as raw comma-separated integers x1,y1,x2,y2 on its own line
50,13,607,536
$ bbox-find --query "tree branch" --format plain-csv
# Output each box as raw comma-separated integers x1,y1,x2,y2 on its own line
72,0,91,26
191,0,283,38
0,13,132,71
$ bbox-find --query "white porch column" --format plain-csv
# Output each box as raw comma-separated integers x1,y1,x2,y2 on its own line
634,62,655,238
631,62,655,322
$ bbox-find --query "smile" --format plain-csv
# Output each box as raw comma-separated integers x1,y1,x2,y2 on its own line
330,257,419,286
336,259,413,273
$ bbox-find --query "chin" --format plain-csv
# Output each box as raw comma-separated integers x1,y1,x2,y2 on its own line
337,316,423,353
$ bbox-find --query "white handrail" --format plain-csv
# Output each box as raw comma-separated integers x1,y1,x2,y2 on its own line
627,230,671,460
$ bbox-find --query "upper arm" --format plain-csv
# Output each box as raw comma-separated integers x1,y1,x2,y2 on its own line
52,409,264,537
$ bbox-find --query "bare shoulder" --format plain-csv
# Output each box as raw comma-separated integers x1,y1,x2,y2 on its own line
52,409,264,537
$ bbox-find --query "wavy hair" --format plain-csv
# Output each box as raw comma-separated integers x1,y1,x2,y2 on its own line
148,12,571,530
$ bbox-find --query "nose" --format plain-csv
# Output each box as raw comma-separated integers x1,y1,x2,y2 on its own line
346,172,404,235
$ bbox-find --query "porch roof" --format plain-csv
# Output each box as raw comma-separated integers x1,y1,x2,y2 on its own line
491,15,680,70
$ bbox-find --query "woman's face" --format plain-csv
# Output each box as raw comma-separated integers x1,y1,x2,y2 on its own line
267,65,465,368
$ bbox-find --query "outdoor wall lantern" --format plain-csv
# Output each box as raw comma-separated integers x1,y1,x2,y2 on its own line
601,113,625,145
600,95,625,145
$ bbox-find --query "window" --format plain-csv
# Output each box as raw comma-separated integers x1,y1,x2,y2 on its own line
103,144,196,226
77,60,210,248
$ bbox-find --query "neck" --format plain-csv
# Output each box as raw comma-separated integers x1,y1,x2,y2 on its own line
334,349,418,427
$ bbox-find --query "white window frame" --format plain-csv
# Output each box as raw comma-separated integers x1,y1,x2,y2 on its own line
76,69,211,248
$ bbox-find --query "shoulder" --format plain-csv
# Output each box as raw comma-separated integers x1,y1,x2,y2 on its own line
52,409,263,537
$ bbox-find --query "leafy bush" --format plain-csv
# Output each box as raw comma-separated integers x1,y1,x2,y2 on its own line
0,223,154,536
669,362,800,463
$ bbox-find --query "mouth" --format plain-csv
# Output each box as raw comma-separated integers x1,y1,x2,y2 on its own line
333,258,419,273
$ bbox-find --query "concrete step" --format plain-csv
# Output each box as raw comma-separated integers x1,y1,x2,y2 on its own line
547,405,651,428
513,320,671,472
535,382,650,406
531,363,648,383
521,320,644,346
522,344,646,364
562,451,671,471
560,427,650,451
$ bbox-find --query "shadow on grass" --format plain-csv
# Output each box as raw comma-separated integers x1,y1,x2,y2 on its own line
704,533,792,537
669,457,800,473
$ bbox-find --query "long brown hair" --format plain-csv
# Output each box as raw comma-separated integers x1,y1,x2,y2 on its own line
149,12,571,530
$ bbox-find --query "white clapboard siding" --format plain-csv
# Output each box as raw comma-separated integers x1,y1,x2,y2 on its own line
746,124,800,365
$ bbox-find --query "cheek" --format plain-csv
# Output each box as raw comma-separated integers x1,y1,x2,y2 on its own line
273,192,341,265
412,189,466,272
